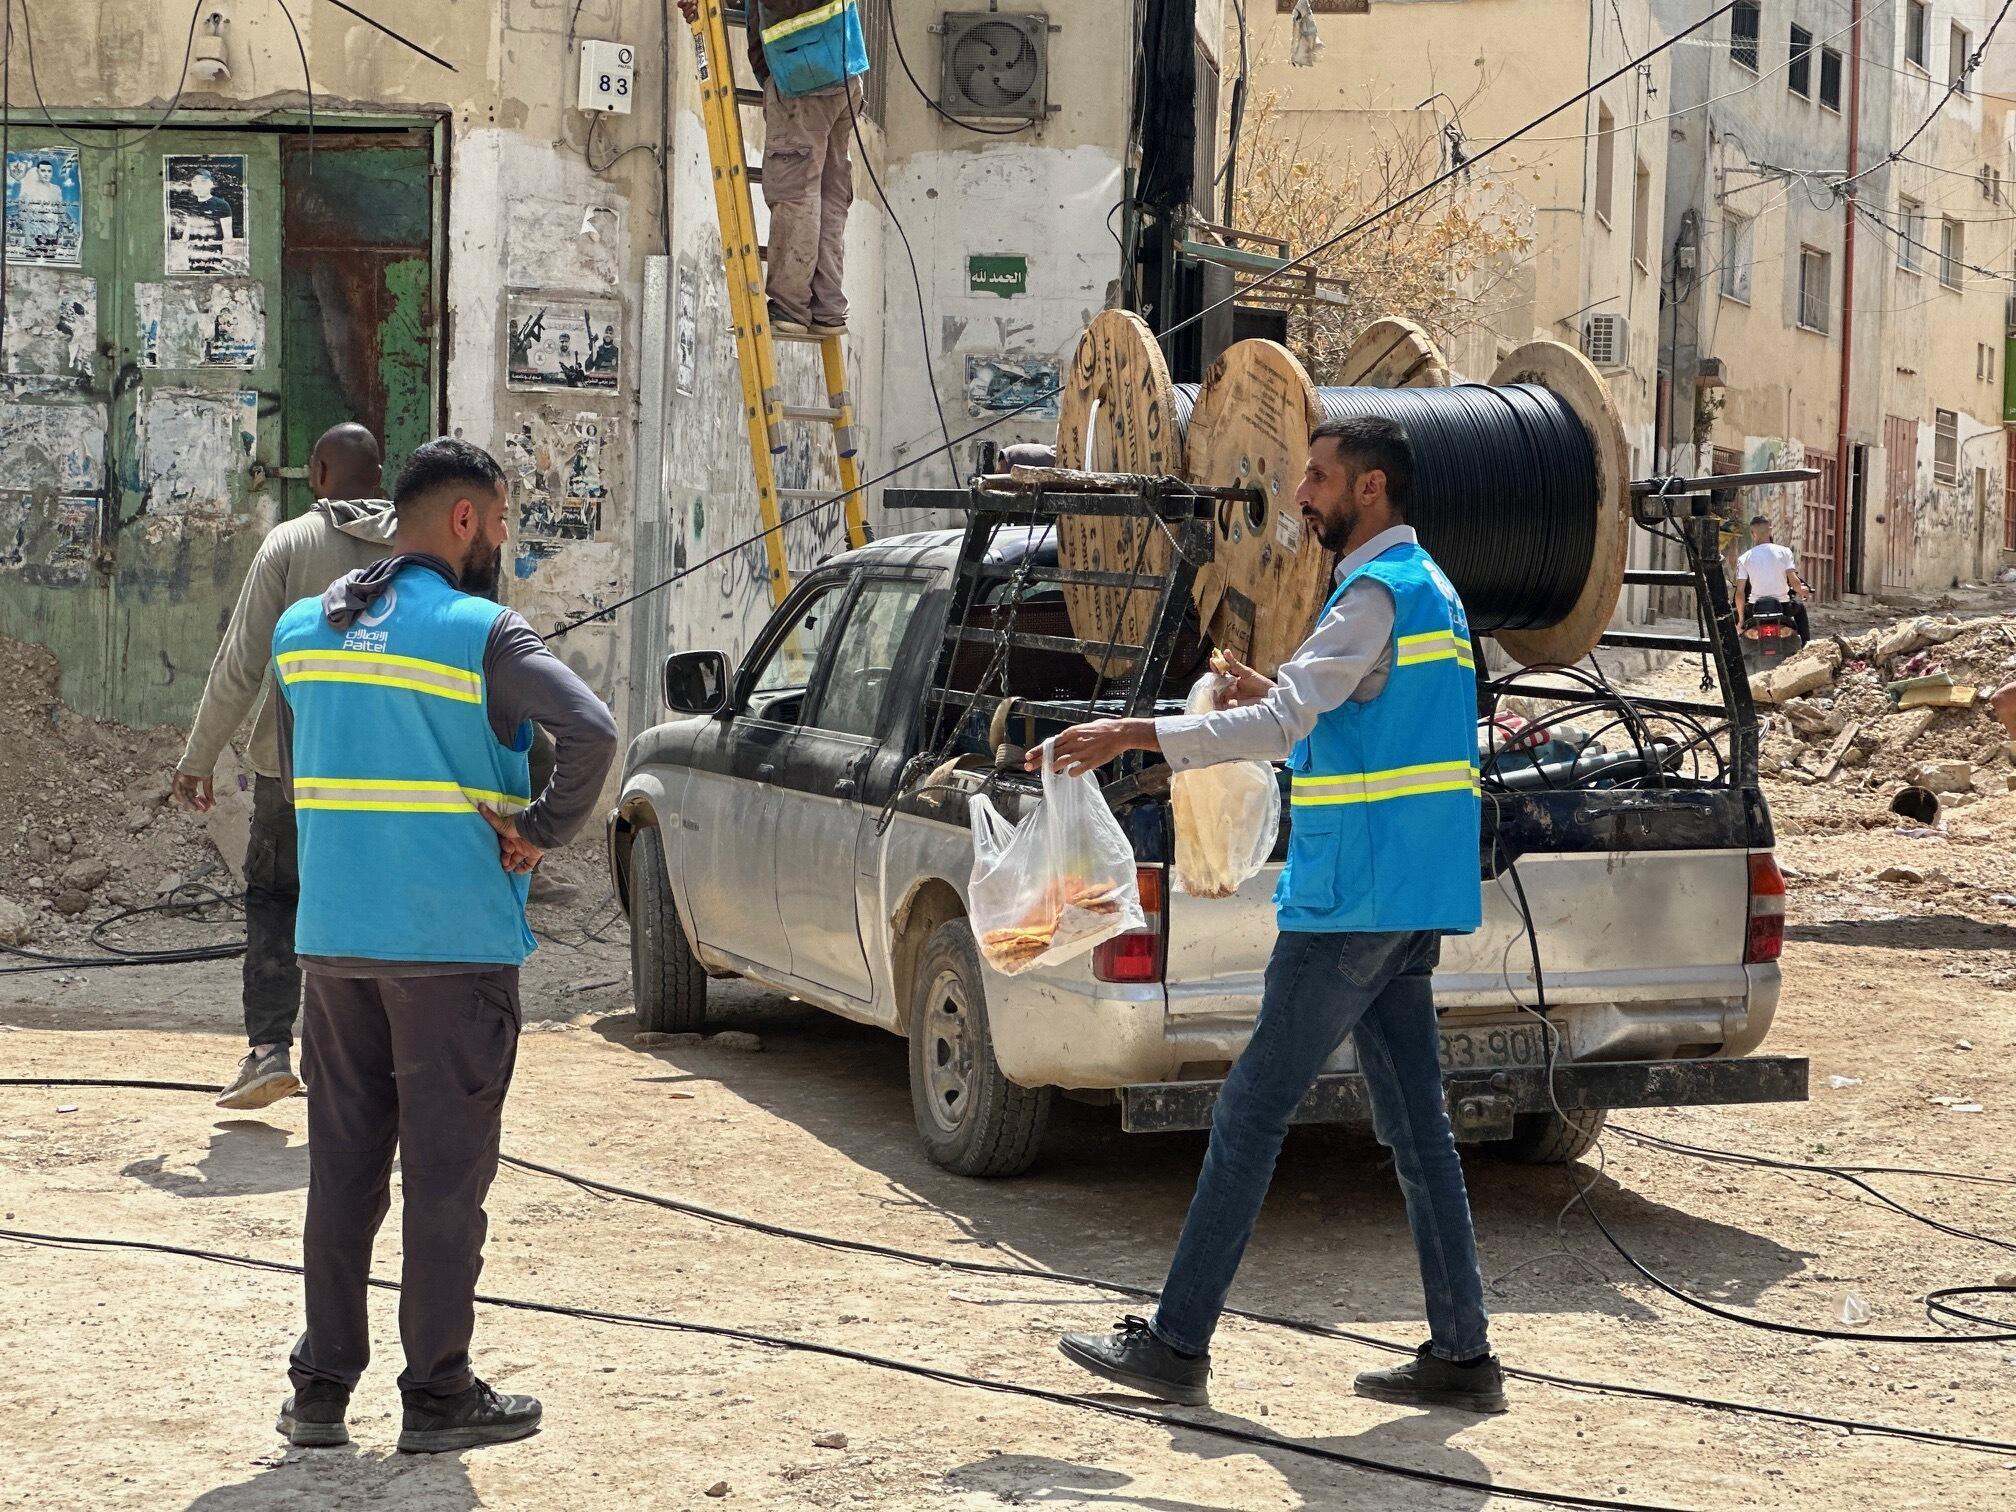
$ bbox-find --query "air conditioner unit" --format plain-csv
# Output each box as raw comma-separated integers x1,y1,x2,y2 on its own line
939,12,1051,121
1583,312,1631,370
1696,354,1729,389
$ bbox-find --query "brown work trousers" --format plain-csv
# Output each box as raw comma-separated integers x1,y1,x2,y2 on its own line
287,968,520,1397
763,77,863,327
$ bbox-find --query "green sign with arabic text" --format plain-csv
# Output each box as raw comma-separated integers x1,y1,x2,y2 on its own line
968,253,1028,298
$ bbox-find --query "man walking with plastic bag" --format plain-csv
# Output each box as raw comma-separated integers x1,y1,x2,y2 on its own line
1032,415,1502,1413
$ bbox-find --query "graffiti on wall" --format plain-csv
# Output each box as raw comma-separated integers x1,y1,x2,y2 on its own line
1,268,95,380
137,281,265,369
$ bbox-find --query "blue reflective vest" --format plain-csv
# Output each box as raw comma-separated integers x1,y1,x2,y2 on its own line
1276,541,1483,934
273,562,536,965
758,0,869,97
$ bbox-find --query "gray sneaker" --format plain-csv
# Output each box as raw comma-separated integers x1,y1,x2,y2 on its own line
217,1046,300,1110
1354,1342,1508,1414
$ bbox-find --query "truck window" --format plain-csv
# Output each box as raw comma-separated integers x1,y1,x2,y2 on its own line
744,579,847,724
809,577,928,738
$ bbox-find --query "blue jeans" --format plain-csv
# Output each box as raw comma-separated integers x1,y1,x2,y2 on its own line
1151,929,1491,1361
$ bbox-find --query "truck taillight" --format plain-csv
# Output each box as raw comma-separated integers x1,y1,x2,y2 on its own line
1746,851,1785,964
1093,867,1166,983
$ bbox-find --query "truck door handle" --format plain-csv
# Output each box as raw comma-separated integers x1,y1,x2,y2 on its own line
756,762,776,781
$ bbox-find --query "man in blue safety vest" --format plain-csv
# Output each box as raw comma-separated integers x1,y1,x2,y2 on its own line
270,438,618,1453
1035,415,1503,1414
680,0,871,338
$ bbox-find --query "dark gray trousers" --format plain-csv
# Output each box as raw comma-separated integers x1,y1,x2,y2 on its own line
288,968,520,1397
242,775,301,1049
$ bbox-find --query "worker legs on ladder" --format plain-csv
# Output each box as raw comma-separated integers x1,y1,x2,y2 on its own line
762,77,862,337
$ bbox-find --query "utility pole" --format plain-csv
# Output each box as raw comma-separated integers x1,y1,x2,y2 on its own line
1832,0,1863,600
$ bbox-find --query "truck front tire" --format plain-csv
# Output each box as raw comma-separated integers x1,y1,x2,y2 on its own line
908,920,1050,1177
1488,1108,1607,1165
629,823,708,1035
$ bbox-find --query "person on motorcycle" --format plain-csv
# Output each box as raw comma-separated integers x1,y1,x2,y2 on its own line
1736,514,1811,643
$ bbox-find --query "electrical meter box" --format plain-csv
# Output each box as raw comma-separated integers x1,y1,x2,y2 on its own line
579,40,636,114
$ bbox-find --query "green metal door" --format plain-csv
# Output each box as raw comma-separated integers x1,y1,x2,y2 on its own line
2,123,436,728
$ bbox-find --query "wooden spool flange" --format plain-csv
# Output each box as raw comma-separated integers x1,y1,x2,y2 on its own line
1052,310,1189,672
1487,340,1629,669
1179,322,1452,675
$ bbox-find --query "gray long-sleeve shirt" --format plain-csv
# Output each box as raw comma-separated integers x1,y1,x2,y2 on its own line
1156,525,1417,771
277,554,620,976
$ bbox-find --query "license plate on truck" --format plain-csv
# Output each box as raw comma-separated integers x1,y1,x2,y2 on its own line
1438,1023,1555,1072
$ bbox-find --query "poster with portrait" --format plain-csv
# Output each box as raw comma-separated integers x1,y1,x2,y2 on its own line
5,148,83,267
163,154,250,276
506,293,621,391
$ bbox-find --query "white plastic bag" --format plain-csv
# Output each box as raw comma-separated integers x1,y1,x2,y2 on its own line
968,755,1146,976
1171,672,1282,898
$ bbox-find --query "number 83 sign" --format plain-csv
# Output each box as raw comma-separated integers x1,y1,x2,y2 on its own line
578,40,637,114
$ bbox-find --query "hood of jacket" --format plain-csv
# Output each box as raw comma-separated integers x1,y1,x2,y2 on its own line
312,497,398,546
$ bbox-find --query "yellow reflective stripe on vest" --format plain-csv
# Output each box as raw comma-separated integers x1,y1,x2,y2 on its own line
762,0,846,43
1394,630,1475,670
1290,759,1481,807
293,777,529,815
276,648,483,705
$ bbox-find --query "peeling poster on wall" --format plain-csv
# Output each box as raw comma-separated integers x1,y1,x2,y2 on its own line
6,148,82,267
506,293,621,391
966,354,1062,421
0,493,99,586
674,267,698,397
163,154,250,277
504,411,612,573
1,268,95,378
137,281,265,368
139,390,240,520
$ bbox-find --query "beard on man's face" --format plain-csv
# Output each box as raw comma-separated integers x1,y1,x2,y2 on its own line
1316,502,1359,554
460,538,504,599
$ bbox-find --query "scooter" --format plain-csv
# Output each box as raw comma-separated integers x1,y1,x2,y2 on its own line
1741,594,1805,675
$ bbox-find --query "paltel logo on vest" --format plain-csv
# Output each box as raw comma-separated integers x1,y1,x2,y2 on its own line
344,587,395,653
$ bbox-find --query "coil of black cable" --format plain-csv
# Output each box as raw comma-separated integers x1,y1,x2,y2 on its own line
1312,383,1597,632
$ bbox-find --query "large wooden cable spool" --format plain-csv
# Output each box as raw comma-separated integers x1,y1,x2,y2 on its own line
1484,341,1629,668
1053,311,1194,672
1178,320,1453,674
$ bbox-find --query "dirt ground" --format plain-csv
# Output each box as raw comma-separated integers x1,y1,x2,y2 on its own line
5,619,2016,1510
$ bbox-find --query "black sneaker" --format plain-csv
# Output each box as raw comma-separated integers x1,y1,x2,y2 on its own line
396,1379,542,1454
275,1381,351,1447
1353,1343,1508,1414
1058,1315,1210,1407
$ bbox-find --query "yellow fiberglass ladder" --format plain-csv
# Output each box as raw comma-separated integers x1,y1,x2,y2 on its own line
683,0,869,607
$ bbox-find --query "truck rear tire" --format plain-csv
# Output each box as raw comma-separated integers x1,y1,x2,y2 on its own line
1489,1108,1608,1165
908,920,1050,1177
629,823,707,1035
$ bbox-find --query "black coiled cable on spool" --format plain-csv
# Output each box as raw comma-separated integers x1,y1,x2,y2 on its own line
1312,384,1597,632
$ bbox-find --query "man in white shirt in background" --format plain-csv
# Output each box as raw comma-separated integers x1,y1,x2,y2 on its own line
1735,513,1811,644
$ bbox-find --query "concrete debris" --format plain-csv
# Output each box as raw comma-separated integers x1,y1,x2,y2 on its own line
51,890,91,916
1749,640,1843,704
1905,760,1976,794
708,1031,764,1053
633,1031,703,1049
705,1481,730,1498
59,858,111,893
1876,865,1929,884
0,896,32,945
812,1430,849,1450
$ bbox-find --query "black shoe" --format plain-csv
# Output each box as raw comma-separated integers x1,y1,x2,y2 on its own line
396,1379,542,1454
1058,1315,1210,1407
1354,1343,1508,1414
275,1381,351,1447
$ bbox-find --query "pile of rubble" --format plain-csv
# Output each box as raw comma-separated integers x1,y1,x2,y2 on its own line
1751,614,2016,834
0,635,235,953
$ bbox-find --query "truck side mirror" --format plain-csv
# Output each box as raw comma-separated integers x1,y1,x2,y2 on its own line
664,650,731,717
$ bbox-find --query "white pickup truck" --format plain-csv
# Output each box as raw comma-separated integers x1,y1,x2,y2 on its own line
607,523,1806,1176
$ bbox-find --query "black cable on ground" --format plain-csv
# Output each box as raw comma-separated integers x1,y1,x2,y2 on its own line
2,1079,2012,1456
0,1224,1684,1512
0,886,246,975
